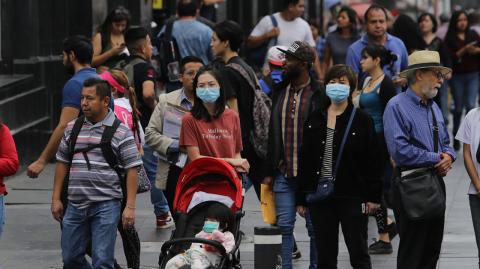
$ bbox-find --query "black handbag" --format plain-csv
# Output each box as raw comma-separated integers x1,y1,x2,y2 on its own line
396,107,446,220
306,108,356,203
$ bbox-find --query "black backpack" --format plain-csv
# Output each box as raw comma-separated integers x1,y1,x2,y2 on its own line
245,15,278,71
153,19,182,83
61,116,125,204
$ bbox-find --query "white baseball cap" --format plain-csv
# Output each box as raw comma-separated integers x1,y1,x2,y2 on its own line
267,45,288,67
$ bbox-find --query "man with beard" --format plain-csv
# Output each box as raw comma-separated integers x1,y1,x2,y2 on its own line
262,41,325,269
383,50,455,269
27,36,100,178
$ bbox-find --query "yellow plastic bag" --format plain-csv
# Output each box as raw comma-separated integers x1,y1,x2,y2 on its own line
261,184,277,224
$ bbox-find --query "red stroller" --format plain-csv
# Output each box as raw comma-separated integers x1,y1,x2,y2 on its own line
158,157,245,269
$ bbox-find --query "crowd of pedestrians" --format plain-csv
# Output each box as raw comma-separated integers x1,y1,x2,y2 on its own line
2,0,480,268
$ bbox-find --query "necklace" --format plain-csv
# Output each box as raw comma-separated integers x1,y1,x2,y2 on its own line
368,74,384,87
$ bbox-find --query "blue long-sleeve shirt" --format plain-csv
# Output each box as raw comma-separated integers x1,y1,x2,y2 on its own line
346,33,408,92
383,88,456,168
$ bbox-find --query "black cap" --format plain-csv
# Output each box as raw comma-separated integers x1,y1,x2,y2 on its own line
277,41,315,63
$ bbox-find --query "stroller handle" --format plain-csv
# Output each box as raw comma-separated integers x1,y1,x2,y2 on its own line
160,237,227,256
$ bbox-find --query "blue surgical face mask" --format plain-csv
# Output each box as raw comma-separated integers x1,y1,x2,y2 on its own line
196,87,220,103
203,220,220,233
326,83,350,103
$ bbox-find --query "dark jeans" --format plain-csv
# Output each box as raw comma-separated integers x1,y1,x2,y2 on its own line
309,197,371,269
165,164,182,215
393,180,445,269
469,194,480,266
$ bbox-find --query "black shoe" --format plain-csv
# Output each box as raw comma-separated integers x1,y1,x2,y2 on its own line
292,249,302,259
454,140,460,151
368,240,393,254
387,222,398,241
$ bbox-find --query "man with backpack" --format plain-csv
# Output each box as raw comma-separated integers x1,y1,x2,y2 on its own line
51,78,142,268
121,26,174,229
246,0,322,78
211,20,269,200
155,0,213,93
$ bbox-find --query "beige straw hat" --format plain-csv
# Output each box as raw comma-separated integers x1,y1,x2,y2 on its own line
399,50,452,78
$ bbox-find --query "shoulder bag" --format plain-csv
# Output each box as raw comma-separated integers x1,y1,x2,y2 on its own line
306,108,356,203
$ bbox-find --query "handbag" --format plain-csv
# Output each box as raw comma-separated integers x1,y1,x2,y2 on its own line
396,107,446,220
306,108,357,203
136,165,151,193
260,184,277,224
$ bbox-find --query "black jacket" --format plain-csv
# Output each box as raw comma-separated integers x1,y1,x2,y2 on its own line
263,76,325,178
297,103,383,206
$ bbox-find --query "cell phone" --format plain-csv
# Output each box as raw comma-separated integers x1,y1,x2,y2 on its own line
361,203,366,214
468,40,480,46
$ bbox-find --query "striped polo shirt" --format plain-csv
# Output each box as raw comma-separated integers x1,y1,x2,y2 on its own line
56,110,143,209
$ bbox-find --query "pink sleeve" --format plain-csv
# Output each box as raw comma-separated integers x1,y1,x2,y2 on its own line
179,113,199,148
221,231,235,253
0,125,19,177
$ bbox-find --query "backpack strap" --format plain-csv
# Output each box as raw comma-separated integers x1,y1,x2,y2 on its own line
122,56,147,87
61,116,86,205
269,15,278,46
226,63,260,93
100,118,127,197
165,19,176,39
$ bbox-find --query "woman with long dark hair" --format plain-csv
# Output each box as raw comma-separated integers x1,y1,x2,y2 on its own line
418,12,452,125
445,10,480,150
358,44,398,254
0,118,19,238
322,6,360,78
179,66,249,172
392,14,426,54
92,6,131,68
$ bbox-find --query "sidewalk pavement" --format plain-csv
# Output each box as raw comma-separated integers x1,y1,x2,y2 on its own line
0,153,478,268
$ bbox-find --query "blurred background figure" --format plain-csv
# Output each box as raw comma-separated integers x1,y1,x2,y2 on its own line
92,6,131,69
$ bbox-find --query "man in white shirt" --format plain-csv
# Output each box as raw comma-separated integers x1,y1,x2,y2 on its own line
246,0,322,78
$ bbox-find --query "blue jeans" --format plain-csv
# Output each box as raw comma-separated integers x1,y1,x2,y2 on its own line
451,71,480,136
0,194,5,238
62,200,121,269
305,209,318,269
273,173,297,269
143,144,170,216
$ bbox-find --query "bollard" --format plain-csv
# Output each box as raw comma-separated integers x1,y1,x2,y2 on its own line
254,226,282,269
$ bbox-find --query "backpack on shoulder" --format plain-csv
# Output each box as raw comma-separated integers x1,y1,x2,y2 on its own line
152,19,182,83
115,57,147,88
226,63,272,160
244,15,278,71
61,116,150,206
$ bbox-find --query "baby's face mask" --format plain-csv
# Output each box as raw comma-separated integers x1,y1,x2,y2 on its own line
203,220,220,233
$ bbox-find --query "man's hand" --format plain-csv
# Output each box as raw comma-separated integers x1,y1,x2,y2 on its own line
27,159,46,178
297,206,306,218
266,27,280,39
393,76,407,87
262,176,273,186
51,199,64,222
122,207,135,230
434,153,453,177
365,202,380,215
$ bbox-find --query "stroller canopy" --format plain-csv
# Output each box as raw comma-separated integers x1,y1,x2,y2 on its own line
173,157,243,214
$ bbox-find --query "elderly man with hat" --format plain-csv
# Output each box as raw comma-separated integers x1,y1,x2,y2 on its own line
262,40,325,269
383,50,456,269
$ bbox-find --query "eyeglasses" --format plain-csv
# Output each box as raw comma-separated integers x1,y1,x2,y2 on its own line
425,69,445,80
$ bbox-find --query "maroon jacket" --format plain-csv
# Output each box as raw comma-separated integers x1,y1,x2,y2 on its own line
0,125,19,194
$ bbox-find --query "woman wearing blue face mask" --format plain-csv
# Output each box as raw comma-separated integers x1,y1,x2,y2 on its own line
296,65,383,268
179,66,250,173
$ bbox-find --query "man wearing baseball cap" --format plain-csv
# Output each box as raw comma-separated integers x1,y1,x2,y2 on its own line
383,50,455,269
259,45,287,96
262,40,325,269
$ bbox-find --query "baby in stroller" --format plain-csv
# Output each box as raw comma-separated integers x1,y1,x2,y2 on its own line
166,203,235,269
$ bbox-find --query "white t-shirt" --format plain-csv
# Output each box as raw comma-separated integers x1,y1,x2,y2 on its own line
455,107,480,194
250,12,315,47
